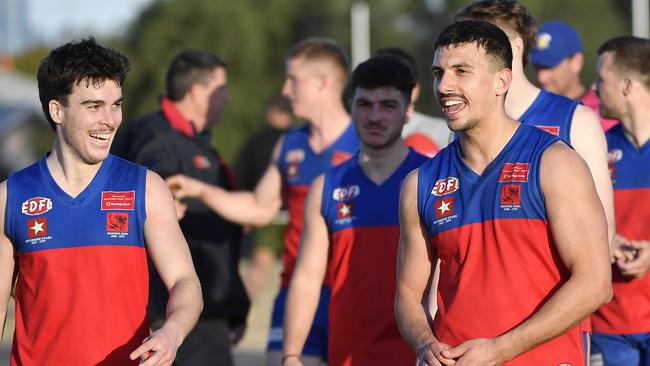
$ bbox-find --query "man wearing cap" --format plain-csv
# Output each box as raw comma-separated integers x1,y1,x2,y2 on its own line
531,20,617,131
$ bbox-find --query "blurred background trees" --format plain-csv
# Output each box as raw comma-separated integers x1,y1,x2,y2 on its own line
7,0,636,164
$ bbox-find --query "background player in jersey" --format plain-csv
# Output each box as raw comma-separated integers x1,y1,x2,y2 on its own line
396,20,612,366
166,38,359,365
0,38,202,366
457,0,615,250
530,20,617,131
282,54,426,366
375,47,450,157
590,36,650,366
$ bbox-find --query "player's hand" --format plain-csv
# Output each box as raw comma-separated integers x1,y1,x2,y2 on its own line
130,326,181,366
174,199,187,221
618,240,650,278
166,175,204,200
416,341,456,366
441,338,506,366
612,234,635,264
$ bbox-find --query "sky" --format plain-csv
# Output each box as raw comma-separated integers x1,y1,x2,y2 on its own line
26,0,155,44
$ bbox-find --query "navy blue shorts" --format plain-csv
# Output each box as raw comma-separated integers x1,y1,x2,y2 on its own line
591,332,650,366
267,286,330,360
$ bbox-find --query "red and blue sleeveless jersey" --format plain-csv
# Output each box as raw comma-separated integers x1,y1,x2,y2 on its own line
5,154,149,365
418,124,584,365
277,123,359,287
520,89,578,144
592,123,650,334
321,149,426,366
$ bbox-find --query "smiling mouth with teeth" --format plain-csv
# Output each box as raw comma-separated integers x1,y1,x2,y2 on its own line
89,132,111,142
442,100,466,114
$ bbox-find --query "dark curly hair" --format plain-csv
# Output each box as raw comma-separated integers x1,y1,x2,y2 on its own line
37,37,130,130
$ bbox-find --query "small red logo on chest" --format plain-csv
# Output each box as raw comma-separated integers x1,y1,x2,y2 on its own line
28,218,48,238
431,177,460,196
500,184,521,205
499,163,530,182
435,197,454,219
193,155,211,170
337,202,353,219
101,191,135,210
21,197,53,216
107,213,129,233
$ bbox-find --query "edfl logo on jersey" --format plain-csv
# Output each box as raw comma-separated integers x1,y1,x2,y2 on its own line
431,177,459,196
21,197,53,216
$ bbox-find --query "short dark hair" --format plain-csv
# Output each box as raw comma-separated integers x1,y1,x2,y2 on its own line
350,54,416,104
37,37,130,130
375,47,418,78
166,49,227,101
287,38,350,83
456,0,537,66
265,95,292,114
434,20,513,70
598,36,650,90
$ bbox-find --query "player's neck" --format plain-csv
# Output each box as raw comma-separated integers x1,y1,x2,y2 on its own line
505,61,541,120
621,105,650,148
565,81,586,100
47,140,104,198
458,117,520,176
307,103,351,153
358,141,409,185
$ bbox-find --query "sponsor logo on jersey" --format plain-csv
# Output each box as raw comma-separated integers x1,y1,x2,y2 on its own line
101,191,135,210
608,149,623,164
332,185,360,201
107,213,129,233
27,217,48,238
434,197,457,225
285,149,305,163
431,177,460,196
193,155,211,170
21,197,53,216
331,151,353,166
499,163,530,182
500,184,522,210
536,125,560,136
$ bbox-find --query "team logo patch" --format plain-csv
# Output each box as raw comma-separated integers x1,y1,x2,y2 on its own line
332,185,360,201
500,184,522,208
499,163,530,182
285,149,305,163
431,177,460,196
28,217,48,238
101,191,135,210
608,149,623,164
107,213,129,233
21,197,53,216
536,125,560,136
331,151,353,166
536,32,552,50
337,202,353,219
193,155,211,170
435,197,454,219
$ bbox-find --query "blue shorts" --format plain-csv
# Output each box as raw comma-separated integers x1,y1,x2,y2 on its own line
267,286,330,360
591,332,650,366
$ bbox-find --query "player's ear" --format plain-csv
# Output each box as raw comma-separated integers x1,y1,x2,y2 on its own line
495,68,512,97
48,100,65,126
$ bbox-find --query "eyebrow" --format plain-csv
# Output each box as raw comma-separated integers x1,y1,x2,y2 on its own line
80,97,123,105
431,62,474,71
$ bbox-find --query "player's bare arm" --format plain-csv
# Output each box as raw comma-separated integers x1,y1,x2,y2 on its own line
570,104,616,254
396,170,454,366
443,142,612,365
165,135,285,227
283,174,329,366
0,181,16,342
130,171,203,366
